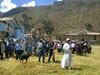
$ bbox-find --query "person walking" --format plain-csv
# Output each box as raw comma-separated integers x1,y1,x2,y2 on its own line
61,38,72,70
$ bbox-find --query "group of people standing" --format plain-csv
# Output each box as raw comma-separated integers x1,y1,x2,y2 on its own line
37,40,55,63
0,39,33,60
0,38,92,70
0,39,15,60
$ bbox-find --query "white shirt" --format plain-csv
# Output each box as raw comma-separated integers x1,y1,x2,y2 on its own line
38,42,42,48
57,43,61,48
15,43,22,50
71,43,75,48
37,42,42,52
63,43,71,53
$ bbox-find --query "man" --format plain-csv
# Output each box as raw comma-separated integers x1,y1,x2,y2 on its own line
15,40,22,60
37,40,44,63
71,40,76,54
20,40,25,55
61,38,72,70
5,39,10,58
0,40,5,60
9,39,14,57
57,41,62,52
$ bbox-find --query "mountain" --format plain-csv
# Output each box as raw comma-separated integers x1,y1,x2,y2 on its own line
0,7,29,17
0,12,2,16
0,0,100,34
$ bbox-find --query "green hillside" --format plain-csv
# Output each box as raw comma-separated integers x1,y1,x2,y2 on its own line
1,0,100,34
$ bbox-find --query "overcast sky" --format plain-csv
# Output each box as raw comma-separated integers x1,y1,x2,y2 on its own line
0,0,62,13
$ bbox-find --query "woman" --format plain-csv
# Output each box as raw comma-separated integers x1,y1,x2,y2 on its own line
61,38,72,70
48,41,55,63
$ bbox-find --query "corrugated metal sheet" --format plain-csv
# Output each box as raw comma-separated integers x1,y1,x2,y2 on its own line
87,32,100,35
0,17,14,21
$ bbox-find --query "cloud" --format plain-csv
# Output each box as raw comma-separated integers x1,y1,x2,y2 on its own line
0,0,17,13
22,1,35,7
58,0,62,1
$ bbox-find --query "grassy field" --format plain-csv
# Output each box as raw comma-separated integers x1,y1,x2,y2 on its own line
0,45,100,75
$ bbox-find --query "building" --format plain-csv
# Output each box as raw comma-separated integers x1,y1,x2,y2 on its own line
0,17,24,40
55,32,100,42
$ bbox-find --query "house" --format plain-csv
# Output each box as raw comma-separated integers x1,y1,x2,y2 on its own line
55,32,100,42
0,17,24,40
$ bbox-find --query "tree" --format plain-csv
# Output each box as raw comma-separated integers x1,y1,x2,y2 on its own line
42,19,54,39
54,1,58,4
20,13,33,33
85,23,93,31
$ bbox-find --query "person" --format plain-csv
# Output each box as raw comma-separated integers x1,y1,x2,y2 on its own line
9,39,14,57
87,42,92,54
37,40,44,63
57,41,62,52
61,38,72,70
20,40,25,55
71,40,76,54
33,46,37,56
40,41,46,63
45,41,49,56
14,40,22,60
5,39,11,58
27,41,32,54
48,41,55,63
75,42,81,55
0,40,5,60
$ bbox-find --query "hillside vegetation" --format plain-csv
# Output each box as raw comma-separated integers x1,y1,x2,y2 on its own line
0,0,100,34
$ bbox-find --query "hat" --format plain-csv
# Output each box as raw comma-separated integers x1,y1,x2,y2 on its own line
66,38,70,41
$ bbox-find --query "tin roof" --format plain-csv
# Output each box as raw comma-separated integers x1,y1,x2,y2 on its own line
87,32,100,35
60,32,100,36
0,17,14,22
0,17,20,28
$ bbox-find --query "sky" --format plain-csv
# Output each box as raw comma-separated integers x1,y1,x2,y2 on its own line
0,0,62,13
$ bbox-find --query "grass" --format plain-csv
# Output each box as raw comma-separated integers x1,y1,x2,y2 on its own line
0,45,100,75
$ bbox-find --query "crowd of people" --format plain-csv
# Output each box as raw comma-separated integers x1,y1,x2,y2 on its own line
0,38,92,70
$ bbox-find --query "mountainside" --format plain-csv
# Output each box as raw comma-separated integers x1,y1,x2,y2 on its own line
0,0,100,34
0,12,2,16
0,7,29,17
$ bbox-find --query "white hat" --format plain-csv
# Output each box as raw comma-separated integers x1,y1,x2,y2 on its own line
66,38,70,41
